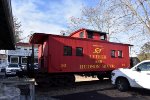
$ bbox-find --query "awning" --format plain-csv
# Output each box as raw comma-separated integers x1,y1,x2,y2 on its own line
29,33,49,44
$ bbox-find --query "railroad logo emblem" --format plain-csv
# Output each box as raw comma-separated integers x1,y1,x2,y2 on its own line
93,48,102,54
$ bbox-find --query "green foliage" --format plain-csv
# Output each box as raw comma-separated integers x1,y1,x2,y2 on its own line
138,42,150,61
138,53,150,61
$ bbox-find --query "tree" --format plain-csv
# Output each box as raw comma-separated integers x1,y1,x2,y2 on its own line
66,0,150,38
13,17,23,42
65,0,150,56
66,1,114,36
109,0,150,42
138,42,150,61
116,0,150,34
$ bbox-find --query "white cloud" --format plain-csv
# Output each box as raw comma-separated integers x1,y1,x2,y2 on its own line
11,0,83,41
11,0,147,56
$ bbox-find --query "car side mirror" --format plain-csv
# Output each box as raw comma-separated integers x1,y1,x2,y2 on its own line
136,67,141,72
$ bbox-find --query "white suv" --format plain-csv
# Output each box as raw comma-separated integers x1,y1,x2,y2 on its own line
5,64,22,76
111,60,150,91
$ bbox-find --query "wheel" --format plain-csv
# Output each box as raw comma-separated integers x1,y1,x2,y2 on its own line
116,78,129,92
66,75,75,86
16,71,24,78
97,75,104,81
17,74,24,78
55,75,75,86
4,71,8,77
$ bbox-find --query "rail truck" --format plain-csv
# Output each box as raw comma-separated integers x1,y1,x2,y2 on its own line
29,28,132,86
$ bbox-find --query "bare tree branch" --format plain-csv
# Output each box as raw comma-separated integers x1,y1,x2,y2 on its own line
120,0,150,34
137,0,150,28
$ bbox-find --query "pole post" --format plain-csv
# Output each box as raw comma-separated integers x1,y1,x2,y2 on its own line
31,43,34,67
29,43,34,78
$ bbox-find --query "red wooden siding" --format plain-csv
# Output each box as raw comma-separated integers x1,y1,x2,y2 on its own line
30,30,131,74
39,35,130,73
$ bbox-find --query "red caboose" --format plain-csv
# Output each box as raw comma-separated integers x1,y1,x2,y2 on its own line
30,28,132,85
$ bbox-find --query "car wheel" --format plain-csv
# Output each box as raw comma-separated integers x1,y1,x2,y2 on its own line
116,78,129,92
5,72,8,77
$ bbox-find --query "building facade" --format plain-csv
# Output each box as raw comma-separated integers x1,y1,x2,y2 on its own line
7,42,38,65
0,50,7,68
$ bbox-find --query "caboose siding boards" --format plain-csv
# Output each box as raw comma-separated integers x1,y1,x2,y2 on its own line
30,28,132,85
47,35,130,73
70,28,108,41
30,29,131,74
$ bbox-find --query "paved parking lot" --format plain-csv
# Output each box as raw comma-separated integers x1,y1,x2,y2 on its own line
35,76,150,100
51,87,150,100
0,73,150,100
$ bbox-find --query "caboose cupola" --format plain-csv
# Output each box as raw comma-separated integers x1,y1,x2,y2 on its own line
69,28,108,41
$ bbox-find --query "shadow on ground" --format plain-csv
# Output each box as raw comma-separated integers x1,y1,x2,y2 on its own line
52,88,150,100
35,80,150,100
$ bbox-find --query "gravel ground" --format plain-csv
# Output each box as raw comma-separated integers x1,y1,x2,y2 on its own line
35,75,150,100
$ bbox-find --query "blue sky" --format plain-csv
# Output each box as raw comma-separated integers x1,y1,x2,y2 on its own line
11,0,98,39
11,0,149,56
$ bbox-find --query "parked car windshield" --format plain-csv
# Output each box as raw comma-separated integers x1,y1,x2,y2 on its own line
8,64,19,68
29,64,38,68
137,62,150,71
34,65,38,68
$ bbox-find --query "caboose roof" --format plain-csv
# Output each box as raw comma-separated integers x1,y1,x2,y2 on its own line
69,28,109,37
16,42,38,47
30,33,133,46
29,33,49,44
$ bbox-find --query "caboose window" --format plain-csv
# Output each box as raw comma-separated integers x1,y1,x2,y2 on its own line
64,46,72,56
100,34,106,40
111,50,116,58
79,32,84,38
76,47,83,56
118,50,123,58
87,31,93,39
